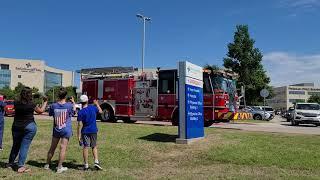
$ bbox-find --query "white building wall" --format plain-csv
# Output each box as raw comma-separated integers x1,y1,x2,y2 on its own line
0,57,73,93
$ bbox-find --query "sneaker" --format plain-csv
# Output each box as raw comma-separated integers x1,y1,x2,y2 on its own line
94,163,103,170
56,166,68,173
5,163,14,169
44,164,50,170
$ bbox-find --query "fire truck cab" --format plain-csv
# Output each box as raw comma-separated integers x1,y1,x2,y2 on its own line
80,66,238,127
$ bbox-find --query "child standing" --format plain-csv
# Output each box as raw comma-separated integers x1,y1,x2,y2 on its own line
77,95,103,171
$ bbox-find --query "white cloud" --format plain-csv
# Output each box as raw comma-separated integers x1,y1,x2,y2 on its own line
263,52,320,87
279,0,320,9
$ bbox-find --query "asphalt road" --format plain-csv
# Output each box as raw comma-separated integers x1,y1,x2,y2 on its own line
212,116,320,135
33,114,320,135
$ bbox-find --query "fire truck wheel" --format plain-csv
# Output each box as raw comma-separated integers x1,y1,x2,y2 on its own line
204,121,214,127
101,106,116,123
171,111,179,126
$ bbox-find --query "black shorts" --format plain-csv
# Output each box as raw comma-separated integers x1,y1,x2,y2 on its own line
81,133,97,148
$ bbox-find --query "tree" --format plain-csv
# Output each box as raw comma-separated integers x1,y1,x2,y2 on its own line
0,83,43,105
223,25,271,105
308,95,320,104
46,86,77,103
0,86,15,99
204,64,220,71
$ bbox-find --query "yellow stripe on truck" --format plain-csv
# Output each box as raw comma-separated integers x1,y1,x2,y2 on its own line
232,112,253,120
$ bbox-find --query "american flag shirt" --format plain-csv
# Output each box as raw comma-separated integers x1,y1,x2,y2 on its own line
49,102,74,130
54,109,68,129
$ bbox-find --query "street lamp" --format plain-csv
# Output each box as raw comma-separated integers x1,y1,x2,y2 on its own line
136,13,151,74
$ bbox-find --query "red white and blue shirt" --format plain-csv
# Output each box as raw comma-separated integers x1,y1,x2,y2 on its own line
49,102,74,132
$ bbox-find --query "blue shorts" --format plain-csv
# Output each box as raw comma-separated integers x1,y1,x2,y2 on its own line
52,128,72,139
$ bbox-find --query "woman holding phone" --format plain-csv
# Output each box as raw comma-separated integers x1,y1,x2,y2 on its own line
7,87,47,173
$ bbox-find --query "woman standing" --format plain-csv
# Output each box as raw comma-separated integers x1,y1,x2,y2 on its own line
7,87,47,173
44,87,75,173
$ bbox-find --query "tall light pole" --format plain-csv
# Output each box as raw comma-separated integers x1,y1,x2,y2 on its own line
136,13,151,74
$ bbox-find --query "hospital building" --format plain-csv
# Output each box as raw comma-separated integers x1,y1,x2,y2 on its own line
0,57,74,93
267,83,320,110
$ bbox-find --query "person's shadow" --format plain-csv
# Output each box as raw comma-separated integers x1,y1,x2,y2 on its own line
0,161,7,168
27,159,82,171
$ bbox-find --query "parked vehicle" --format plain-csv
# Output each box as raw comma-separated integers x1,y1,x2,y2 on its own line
74,103,82,116
253,106,275,117
291,103,320,126
286,107,295,122
243,106,273,120
4,100,15,116
275,110,281,115
81,66,240,127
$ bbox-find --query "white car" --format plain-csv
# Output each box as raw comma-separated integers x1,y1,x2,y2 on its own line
74,103,82,116
292,103,320,126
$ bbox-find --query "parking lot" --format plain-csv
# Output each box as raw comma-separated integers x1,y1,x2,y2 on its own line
212,115,320,135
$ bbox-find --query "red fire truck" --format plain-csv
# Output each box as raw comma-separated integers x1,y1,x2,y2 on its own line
80,66,239,127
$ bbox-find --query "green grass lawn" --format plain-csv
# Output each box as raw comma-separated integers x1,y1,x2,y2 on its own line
1,118,320,179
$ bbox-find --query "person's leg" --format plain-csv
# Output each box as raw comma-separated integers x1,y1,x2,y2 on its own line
46,137,60,165
8,127,23,164
57,137,69,169
92,146,98,163
83,147,89,169
91,134,102,170
0,118,4,149
17,122,37,168
81,134,90,170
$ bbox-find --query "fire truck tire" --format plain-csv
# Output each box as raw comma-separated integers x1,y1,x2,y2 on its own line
100,105,117,123
204,121,214,127
172,111,179,126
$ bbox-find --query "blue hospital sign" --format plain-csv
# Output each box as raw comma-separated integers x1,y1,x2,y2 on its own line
177,61,204,143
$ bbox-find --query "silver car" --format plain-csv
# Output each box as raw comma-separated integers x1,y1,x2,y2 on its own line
243,106,273,120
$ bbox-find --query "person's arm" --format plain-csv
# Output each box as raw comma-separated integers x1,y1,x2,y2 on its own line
77,115,83,143
70,96,76,115
0,101,6,108
93,100,103,114
34,96,48,114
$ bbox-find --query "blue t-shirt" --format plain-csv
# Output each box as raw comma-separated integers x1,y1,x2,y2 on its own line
77,105,99,134
49,102,74,132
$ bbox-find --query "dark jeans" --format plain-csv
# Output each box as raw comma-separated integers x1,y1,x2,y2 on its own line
0,117,3,148
9,122,37,167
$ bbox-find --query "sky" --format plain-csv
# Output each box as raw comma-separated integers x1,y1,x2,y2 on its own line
1,0,320,87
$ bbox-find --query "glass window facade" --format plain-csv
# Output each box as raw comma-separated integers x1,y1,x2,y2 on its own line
0,64,9,70
44,71,62,92
289,90,305,95
0,69,11,89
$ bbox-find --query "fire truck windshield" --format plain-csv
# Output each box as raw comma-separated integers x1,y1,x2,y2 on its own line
203,74,237,112
203,74,236,93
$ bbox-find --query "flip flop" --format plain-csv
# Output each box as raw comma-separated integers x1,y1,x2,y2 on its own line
17,167,31,173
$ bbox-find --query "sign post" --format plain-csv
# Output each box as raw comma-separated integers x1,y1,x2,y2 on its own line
260,89,269,120
176,61,204,144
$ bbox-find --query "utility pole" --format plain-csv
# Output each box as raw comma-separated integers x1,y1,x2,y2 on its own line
136,13,151,74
